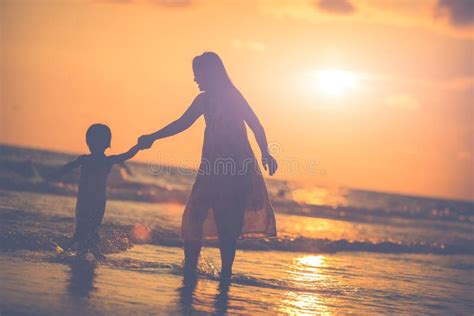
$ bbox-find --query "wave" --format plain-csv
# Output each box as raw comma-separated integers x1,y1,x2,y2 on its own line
100,254,341,295
0,162,474,228
0,208,134,254
2,209,473,256
2,156,474,225
287,203,474,224
29,251,334,295
0,159,190,204
42,251,339,295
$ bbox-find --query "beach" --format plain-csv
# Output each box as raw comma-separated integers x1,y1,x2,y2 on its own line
1,145,473,315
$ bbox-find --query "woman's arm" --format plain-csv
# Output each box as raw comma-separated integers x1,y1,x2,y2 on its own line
138,94,204,148
240,93,278,176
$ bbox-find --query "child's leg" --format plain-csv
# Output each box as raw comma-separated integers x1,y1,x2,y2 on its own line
90,204,105,248
73,214,97,252
79,204,105,253
71,218,88,250
88,228,105,259
83,229,98,249
89,207,105,259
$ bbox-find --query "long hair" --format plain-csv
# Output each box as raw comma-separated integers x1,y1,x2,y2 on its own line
192,52,234,89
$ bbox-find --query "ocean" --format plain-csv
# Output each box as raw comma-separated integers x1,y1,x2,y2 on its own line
1,144,473,315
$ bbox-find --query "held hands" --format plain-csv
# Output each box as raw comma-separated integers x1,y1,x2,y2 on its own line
138,134,278,175
262,152,278,176
137,134,155,150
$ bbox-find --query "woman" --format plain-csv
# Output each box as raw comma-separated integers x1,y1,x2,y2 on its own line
138,52,277,279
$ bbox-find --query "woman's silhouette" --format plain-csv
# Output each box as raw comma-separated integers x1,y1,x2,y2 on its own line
138,52,277,279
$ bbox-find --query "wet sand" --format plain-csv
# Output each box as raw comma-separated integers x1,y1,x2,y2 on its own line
2,245,474,315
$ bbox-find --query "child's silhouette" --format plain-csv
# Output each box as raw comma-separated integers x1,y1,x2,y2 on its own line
50,123,143,258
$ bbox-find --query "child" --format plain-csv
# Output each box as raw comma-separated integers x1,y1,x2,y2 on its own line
50,123,143,258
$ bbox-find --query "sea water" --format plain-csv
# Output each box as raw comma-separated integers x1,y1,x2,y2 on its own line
1,145,473,315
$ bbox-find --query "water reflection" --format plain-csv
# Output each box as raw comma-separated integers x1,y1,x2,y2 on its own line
281,255,332,315
67,259,97,298
297,255,325,269
177,275,231,315
178,275,198,314
214,280,230,315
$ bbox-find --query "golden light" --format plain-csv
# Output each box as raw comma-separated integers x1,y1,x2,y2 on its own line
131,224,152,243
280,255,331,315
313,69,359,96
295,255,325,268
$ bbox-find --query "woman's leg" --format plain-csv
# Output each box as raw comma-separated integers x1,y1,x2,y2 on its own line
184,241,202,276
214,203,242,279
219,238,236,279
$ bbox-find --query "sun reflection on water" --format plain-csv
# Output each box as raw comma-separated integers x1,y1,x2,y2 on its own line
280,255,332,315
297,255,325,268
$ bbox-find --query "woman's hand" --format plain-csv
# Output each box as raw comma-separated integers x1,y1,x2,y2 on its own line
262,153,278,176
137,134,155,149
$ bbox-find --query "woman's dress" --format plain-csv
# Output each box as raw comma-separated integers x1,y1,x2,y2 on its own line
181,88,277,241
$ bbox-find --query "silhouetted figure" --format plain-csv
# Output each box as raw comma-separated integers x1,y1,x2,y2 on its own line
214,279,231,315
138,52,277,280
49,123,143,258
177,273,198,314
67,258,97,298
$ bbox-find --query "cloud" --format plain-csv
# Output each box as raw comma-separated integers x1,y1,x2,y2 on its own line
437,0,474,27
457,151,472,161
395,76,474,93
231,39,265,52
444,76,474,92
94,0,133,3
94,0,192,6
151,0,192,7
260,0,474,39
317,0,354,15
384,94,420,110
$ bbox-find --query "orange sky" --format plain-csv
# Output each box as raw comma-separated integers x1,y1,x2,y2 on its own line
1,0,473,201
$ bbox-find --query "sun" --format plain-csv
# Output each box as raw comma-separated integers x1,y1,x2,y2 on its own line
313,69,359,96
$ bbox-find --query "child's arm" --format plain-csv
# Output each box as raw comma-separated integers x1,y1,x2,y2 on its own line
108,144,142,165
47,155,86,180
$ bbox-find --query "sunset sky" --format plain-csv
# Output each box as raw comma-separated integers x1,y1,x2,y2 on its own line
1,0,473,201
